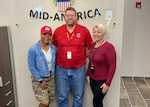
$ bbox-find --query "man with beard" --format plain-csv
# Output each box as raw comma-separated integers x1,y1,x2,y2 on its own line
52,7,92,107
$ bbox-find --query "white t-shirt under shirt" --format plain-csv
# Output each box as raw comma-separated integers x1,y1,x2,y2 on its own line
42,47,52,72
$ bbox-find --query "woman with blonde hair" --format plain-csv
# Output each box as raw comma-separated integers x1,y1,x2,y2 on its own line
86,24,116,107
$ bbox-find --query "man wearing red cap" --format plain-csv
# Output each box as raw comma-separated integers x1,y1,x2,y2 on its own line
28,26,56,107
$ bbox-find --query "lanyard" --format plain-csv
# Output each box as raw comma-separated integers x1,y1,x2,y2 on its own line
91,40,105,65
91,48,97,65
66,32,74,50
66,32,74,41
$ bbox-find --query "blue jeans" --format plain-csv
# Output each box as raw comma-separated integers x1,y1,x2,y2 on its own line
56,65,86,107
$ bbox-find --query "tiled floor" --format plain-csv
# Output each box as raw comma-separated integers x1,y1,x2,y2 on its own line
120,77,150,107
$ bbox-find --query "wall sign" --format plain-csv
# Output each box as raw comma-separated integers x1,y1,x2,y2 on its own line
29,8,101,21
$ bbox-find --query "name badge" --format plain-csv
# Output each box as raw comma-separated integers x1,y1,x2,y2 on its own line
67,51,72,59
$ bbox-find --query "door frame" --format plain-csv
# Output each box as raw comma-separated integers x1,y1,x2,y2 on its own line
7,26,18,107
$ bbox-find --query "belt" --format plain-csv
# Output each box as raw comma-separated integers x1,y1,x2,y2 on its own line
43,71,52,78
50,71,53,77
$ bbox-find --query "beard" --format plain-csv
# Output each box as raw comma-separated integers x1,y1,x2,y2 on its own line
68,23,75,27
66,20,77,27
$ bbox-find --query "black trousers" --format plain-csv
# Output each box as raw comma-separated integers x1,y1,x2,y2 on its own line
90,78,106,107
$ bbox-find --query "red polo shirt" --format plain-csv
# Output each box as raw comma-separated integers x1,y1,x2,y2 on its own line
52,24,92,68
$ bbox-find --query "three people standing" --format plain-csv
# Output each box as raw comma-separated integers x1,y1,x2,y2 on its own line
28,7,116,107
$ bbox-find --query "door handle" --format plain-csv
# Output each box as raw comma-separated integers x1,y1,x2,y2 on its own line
0,76,3,87
6,100,13,106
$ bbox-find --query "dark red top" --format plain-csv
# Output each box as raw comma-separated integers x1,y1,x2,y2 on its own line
86,42,116,86
52,24,92,68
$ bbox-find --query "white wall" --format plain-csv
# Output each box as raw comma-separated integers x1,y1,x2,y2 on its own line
0,0,15,25
122,0,150,77
0,0,123,107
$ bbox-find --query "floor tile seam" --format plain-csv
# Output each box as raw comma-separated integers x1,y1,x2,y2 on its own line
121,78,132,106
123,78,139,93
122,76,134,83
133,78,148,107
144,78,150,88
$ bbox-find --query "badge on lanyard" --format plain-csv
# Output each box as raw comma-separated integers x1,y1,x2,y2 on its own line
67,51,72,59
66,32,73,59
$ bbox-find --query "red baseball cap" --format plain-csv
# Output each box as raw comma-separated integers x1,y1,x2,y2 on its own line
41,26,52,35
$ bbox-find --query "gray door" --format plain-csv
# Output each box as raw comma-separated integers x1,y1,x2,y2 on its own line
0,26,16,107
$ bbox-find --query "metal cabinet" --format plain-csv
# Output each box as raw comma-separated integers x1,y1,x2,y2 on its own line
0,26,16,107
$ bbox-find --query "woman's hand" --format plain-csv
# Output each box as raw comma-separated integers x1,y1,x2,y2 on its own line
40,80,47,89
100,83,109,94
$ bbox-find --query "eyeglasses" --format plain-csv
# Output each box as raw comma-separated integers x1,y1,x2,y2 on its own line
65,14,76,17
